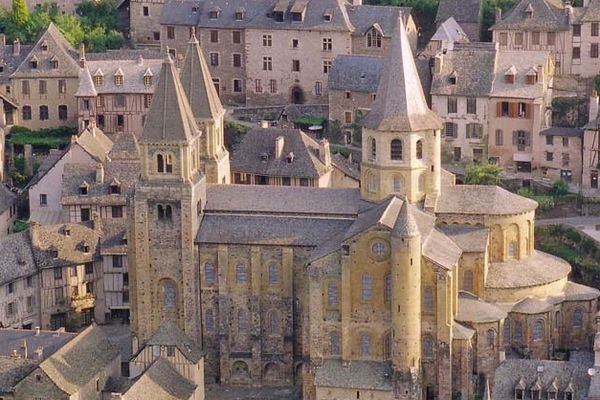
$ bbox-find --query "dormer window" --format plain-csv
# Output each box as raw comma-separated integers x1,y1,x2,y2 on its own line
449,71,458,85
29,56,38,69
324,9,333,21
109,179,121,194
191,6,198,13
273,0,287,22
114,68,124,86
291,0,307,22
235,7,245,20
50,249,58,258
273,11,284,22
525,3,533,18
144,75,152,86
287,152,294,164
260,152,269,161
41,40,48,52
50,56,59,69
209,7,220,19
93,69,104,86
79,182,89,196
291,12,303,21
526,67,538,84
367,27,382,48
505,66,516,84
82,243,90,253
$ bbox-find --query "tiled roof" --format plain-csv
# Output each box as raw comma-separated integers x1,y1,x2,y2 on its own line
362,16,442,132
0,185,17,215
0,230,37,287
329,55,384,93
456,291,507,323
435,0,482,24
86,57,161,95
493,359,591,400
511,296,554,314
160,0,201,25
179,33,224,121
315,360,393,391
74,66,97,97
436,185,538,215
0,328,77,360
490,49,551,99
331,153,360,180
100,219,127,255
75,123,113,161
123,358,197,400
11,23,80,79
0,357,37,394
31,222,101,269
486,251,570,289
40,324,120,396
230,128,330,179
439,224,489,253
452,322,475,340
140,55,199,143
564,281,600,301
430,42,497,97
491,0,570,31
343,196,403,240
540,127,583,137
145,321,203,363
579,0,600,22
204,184,361,217
0,41,33,85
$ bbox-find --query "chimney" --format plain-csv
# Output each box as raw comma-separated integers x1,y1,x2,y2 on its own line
92,212,103,232
79,43,85,67
434,54,443,74
590,90,599,123
260,120,270,129
95,163,104,183
35,326,40,336
12,38,20,56
495,8,502,23
318,139,331,167
275,136,285,159
0,34,5,47
11,349,19,358
30,221,40,246
21,339,27,359
565,3,573,23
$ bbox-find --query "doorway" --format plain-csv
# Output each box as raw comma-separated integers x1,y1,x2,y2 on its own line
291,86,304,104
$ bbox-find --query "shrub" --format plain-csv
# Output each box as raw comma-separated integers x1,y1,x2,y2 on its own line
551,179,569,196
465,162,503,185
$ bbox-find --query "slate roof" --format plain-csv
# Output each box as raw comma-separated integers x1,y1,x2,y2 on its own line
30,222,101,269
0,41,33,85
140,55,199,143
230,128,330,179
486,251,571,289
579,0,600,22
329,55,384,93
123,358,197,400
430,42,497,97
11,23,80,79
314,359,393,391
435,0,482,24
75,66,97,97
204,185,361,217
0,230,37,287
490,49,551,99
491,0,570,31
343,196,403,240
331,153,360,180
362,16,442,132
456,291,507,323
346,5,412,38
431,16,470,42
180,33,225,121
100,219,127,255
0,357,37,394
452,322,476,340
39,324,120,396
423,228,462,269
25,149,66,190
75,123,113,161
0,328,77,360
86,57,161,95
0,185,16,215
493,359,591,400
540,127,583,137
564,281,600,301
85,49,162,62
108,132,140,161
160,0,202,25
439,224,489,253
436,185,538,215
145,321,203,363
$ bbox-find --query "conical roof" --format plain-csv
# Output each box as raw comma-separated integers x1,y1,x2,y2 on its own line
362,15,441,132
392,198,420,238
75,66,97,97
180,32,224,121
140,54,198,143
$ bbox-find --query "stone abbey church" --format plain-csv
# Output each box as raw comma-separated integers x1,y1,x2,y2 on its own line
127,16,599,400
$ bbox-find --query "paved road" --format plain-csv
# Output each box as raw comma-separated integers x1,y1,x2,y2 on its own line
537,216,600,243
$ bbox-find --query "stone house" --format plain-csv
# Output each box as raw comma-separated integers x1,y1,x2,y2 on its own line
76,50,162,138
230,127,358,188
491,0,573,75
487,49,555,177
0,184,18,238
127,15,599,400
157,0,417,106
581,92,600,194
9,23,80,129
0,36,32,127
572,0,600,77
424,17,470,57
537,127,583,185
431,42,496,164
435,0,483,41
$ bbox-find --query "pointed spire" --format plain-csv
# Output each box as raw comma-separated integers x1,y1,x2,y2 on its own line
140,53,198,143
362,14,441,132
392,198,420,238
180,30,225,121
75,66,97,97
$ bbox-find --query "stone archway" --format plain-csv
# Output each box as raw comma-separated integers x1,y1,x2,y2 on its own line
290,86,305,104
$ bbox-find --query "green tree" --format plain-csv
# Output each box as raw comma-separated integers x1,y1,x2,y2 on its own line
464,162,502,185
481,0,515,41
10,0,29,26
551,179,569,196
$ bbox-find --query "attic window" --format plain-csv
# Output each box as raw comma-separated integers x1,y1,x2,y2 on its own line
260,152,269,161
449,72,458,85
526,74,537,84
235,7,245,20
323,10,333,21
144,75,152,86
114,73,123,86
82,244,90,253
191,6,198,13
287,152,295,164
525,4,533,18
41,41,48,51
50,249,58,258
51,57,59,69
291,12,303,21
109,183,121,195
29,58,38,69
209,8,220,19
273,11,284,22
79,183,89,196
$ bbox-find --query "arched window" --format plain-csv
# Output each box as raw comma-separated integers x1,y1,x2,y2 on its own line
514,320,523,341
268,263,279,285
157,154,165,173
362,272,372,301
165,205,173,219
269,311,280,334
204,262,215,284
508,241,517,257
503,319,510,345
157,205,164,219
236,263,247,283
533,319,544,341
416,140,423,159
367,28,382,48
22,106,32,120
232,361,250,380
486,329,495,347
360,334,371,357
162,280,176,307
370,137,377,160
205,308,214,331
39,105,48,120
327,282,338,306
463,270,474,293
238,309,248,332
423,287,434,313
423,335,434,358
390,139,402,160
573,308,583,328
393,176,401,193
384,274,391,304
330,331,340,355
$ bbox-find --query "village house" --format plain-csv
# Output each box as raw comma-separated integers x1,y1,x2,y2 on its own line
423,17,470,57
435,0,483,41
0,35,31,128
581,92,600,194
537,126,583,186
0,184,18,238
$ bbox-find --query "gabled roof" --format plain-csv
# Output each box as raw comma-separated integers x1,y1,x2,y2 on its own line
122,358,197,400
75,67,97,97
362,16,441,132
0,230,37,287
85,58,161,95
140,54,199,143
0,184,17,216
107,132,140,160
431,17,470,42
11,23,79,78
145,321,202,363
491,0,570,31
346,5,412,38
180,33,224,121
579,0,600,22
435,0,483,24
328,55,384,93
490,49,550,99
76,123,113,161
439,224,489,253
456,291,507,323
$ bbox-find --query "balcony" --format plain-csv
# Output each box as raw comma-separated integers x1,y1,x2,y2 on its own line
71,293,95,312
